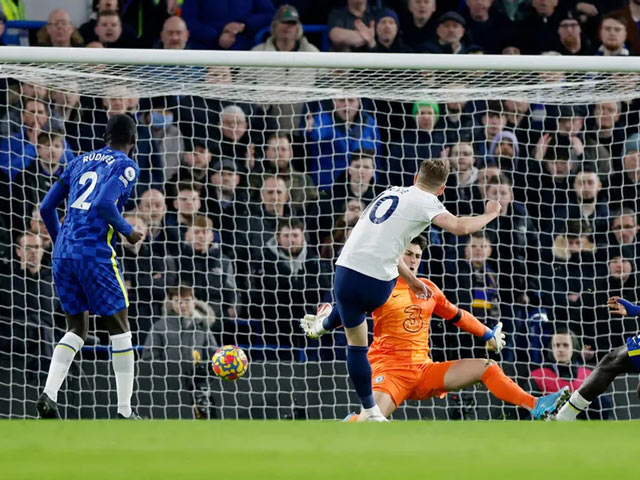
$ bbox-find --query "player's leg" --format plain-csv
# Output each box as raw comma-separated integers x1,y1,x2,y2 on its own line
38,259,90,418
555,342,636,421
345,391,398,422
102,308,138,419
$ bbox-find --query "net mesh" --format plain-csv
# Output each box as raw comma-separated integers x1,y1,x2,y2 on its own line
0,58,639,420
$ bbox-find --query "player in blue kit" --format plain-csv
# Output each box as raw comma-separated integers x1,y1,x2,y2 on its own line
555,295,640,420
36,114,145,419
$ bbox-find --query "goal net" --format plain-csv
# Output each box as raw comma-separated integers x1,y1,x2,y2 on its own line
0,48,639,420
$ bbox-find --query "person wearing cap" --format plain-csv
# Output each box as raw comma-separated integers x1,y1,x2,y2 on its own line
328,0,379,52
367,8,411,53
554,13,591,55
388,100,444,186
253,4,318,53
418,11,467,54
608,133,640,215
181,0,275,51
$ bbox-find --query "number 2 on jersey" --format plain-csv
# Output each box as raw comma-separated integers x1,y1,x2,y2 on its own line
70,171,98,210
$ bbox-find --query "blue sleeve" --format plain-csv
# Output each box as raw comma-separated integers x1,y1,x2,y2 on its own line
244,0,276,33
94,175,134,237
182,0,223,49
40,180,69,243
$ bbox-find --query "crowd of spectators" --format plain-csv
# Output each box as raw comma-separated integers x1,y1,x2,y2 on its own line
1,0,640,417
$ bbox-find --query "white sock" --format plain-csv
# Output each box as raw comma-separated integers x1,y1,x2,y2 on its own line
43,332,84,402
111,331,134,417
363,404,383,417
555,391,591,421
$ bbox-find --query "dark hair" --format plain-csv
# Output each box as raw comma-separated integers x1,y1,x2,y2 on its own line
105,114,136,147
351,149,376,162
486,100,504,116
168,285,194,299
16,230,40,247
468,231,491,243
97,9,121,21
486,173,512,187
600,13,628,31
176,182,201,194
37,129,65,146
190,215,212,229
278,217,304,232
409,235,427,250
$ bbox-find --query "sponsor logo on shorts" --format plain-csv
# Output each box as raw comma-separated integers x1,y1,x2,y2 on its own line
374,375,385,384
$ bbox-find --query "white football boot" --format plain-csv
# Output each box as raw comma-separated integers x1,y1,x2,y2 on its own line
300,303,333,339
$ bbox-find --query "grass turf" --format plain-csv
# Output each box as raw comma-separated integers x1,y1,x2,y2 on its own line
1,420,637,479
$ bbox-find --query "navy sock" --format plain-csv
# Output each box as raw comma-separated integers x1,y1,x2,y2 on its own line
346,345,375,409
322,307,341,332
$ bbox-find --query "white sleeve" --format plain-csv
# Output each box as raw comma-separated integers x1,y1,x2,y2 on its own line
421,194,449,221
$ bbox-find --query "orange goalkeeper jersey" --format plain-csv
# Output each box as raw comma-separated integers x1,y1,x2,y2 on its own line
369,277,459,366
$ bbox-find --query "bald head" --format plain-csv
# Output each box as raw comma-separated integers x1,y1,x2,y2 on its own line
161,16,189,50
46,8,74,47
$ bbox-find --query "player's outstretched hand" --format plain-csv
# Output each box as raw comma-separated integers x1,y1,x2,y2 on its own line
485,200,501,218
607,296,640,316
486,322,506,353
407,276,432,300
126,228,145,245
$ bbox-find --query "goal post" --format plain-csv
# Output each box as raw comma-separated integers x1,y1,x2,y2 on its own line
0,47,639,420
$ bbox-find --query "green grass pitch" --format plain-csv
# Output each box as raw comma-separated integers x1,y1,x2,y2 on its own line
1,420,638,479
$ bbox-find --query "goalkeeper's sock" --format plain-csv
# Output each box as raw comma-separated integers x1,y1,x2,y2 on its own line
43,331,84,402
111,331,135,418
555,391,590,421
346,345,375,409
481,363,536,410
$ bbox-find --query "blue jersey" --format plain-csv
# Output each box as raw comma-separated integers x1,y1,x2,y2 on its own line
54,147,139,263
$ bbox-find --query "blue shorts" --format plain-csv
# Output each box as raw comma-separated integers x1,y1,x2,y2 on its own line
334,266,397,328
52,258,129,317
626,334,640,372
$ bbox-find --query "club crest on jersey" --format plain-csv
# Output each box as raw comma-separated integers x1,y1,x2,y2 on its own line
124,166,136,181
374,375,385,384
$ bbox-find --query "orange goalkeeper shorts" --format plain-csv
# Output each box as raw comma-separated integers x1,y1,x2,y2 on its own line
371,361,456,407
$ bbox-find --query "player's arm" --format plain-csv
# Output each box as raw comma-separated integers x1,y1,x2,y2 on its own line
431,200,501,236
608,296,640,316
94,175,143,244
398,258,431,299
40,179,70,243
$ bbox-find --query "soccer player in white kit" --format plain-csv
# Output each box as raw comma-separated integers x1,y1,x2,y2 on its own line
301,159,502,421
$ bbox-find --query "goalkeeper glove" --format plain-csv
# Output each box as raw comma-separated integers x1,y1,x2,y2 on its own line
616,298,640,316
482,322,506,354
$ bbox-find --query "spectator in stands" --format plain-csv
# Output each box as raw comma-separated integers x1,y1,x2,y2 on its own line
529,329,612,419
503,99,532,145
28,206,52,267
248,174,291,264
181,0,275,51
142,283,218,419
140,96,184,181
48,81,82,154
120,0,174,48
554,13,590,56
0,232,57,378
166,140,211,198
136,188,172,258
474,100,507,162
0,80,49,139
540,220,598,342
166,183,203,247
37,8,84,47
388,101,445,186
211,105,253,173
438,93,474,144
79,0,138,47
366,8,411,53
320,150,379,227
599,209,640,266
552,105,586,159
583,102,623,175
158,15,190,49
0,98,74,181
305,97,381,190
319,197,364,260
555,168,609,243
167,215,237,322
516,0,565,54
609,133,640,213
595,14,629,56
250,217,330,358
11,131,65,234
328,0,379,52
487,129,520,174
443,140,483,217
92,10,138,48
612,0,640,56
461,0,511,54
418,11,467,54
397,0,437,50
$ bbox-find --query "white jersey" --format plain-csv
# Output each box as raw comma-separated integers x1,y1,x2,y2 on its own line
336,186,448,281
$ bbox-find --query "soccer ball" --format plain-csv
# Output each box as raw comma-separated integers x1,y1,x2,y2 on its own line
211,345,248,380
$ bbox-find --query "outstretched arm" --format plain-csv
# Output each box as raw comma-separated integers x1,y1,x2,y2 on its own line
608,296,640,316
40,180,69,243
431,200,501,236
445,308,506,353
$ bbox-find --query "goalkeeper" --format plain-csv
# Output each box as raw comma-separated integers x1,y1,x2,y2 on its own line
303,235,569,420
555,296,640,421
